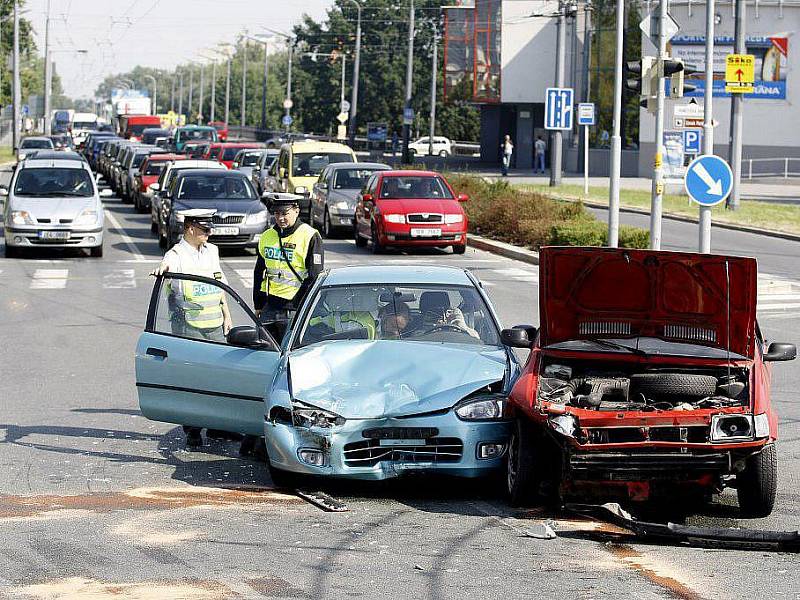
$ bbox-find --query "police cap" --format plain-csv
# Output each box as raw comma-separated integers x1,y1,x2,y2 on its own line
179,209,215,229
264,193,303,213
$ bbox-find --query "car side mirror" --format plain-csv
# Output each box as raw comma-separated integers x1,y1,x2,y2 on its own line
318,182,328,190
362,193,373,202
227,325,268,349
279,168,287,178
148,183,160,192
232,162,239,168
99,189,113,198
501,325,537,348
764,342,796,362
457,193,469,202
0,186,8,196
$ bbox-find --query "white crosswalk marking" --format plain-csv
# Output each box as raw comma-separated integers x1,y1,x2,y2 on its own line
30,269,68,289
491,267,539,282
758,273,800,313
234,269,254,289
103,269,136,289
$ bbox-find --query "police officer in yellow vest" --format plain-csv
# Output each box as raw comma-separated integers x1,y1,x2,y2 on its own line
152,209,235,449
253,194,324,328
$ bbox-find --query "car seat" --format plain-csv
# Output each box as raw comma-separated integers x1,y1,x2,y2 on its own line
419,291,451,324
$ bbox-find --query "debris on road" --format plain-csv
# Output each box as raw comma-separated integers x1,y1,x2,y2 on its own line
569,502,800,552
295,489,349,512
522,521,558,540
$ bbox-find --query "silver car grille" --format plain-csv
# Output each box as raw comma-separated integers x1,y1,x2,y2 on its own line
212,214,244,225
342,437,463,467
407,213,444,224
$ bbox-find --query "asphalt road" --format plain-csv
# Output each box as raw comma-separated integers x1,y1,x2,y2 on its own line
1,173,799,600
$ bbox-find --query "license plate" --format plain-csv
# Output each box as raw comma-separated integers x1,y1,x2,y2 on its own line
410,228,441,238
38,230,70,240
379,439,426,446
213,226,239,235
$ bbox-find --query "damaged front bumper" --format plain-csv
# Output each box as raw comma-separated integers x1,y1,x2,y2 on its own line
264,411,512,480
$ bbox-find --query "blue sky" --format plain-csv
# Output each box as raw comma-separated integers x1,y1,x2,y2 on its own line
25,0,330,98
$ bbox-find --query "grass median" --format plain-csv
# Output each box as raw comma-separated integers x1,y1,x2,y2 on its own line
519,183,800,237
0,146,14,163
447,174,649,250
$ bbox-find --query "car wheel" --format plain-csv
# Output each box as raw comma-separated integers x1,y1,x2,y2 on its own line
439,150,449,158
354,223,367,247
371,221,384,254
323,209,332,239
90,243,104,258
452,243,466,255
736,444,778,517
507,418,542,507
409,148,417,158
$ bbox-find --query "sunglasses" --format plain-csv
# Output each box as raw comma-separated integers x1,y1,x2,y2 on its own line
193,225,212,234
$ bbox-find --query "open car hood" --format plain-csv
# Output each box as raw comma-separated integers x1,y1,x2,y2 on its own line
539,247,758,358
287,340,507,419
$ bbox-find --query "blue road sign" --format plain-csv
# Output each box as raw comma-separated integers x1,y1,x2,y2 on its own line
545,87,574,130
403,107,414,125
684,155,733,207
282,115,293,127
683,130,702,154
21,104,29,116
577,102,596,126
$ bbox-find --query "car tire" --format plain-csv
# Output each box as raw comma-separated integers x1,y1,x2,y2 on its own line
90,243,104,258
439,150,449,158
507,418,542,507
629,373,717,401
150,219,158,234
354,223,367,247
452,243,466,255
409,148,417,158
737,444,778,518
323,209,332,239
371,221,384,254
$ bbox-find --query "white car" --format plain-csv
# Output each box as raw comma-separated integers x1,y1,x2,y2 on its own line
408,136,452,158
17,137,55,162
71,112,99,147
2,157,112,257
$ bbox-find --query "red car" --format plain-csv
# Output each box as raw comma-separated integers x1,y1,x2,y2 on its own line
200,142,225,162
209,120,228,142
132,153,187,212
118,114,161,141
216,142,263,169
353,170,468,254
503,247,796,516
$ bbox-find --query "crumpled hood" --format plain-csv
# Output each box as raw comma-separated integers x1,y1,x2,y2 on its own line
288,340,507,419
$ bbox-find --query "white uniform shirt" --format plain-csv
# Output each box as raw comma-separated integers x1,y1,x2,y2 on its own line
161,239,227,284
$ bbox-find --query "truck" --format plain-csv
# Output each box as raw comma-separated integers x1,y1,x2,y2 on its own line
71,112,99,148
117,114,162,141
51,109,75,134
113,97,152,119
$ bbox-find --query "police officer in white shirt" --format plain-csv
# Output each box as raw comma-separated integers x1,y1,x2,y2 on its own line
151,209,236,449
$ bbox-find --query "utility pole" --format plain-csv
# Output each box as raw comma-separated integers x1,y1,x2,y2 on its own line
170,75,175,112
261,40,269,130
210,60,216,122
43,0,52,135
241,38,248,131
143,74,157,115
699,0,716,252
608,0,625,247
188,67,194,119
649,0,669,250
225,56,231,127
285,41,293,132
402,0,415,164
727,0,745,210
549,1,567,186
428,24,437,158
346,0,362,144
341,54,346,112
12,0,20,150
178,70,184,117
198,63,204,124
579,1,593,176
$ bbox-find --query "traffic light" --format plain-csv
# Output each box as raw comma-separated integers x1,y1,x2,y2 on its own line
666,59,700,97
625,56,658,112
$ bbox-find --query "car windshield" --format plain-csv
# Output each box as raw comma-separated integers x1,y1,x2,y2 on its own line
222,147,253,160
209,147,222,158
21,139,53,149
332,167,382,189
73,121,95,129
293,152,353,177
239,152,261,166
132,154,150,168
143,131,168,144
143,162,165,176
128,124,153,135
14,167,94,197
181,129,215,141
177,175,254,199
297,284,500,348
379,176,453,199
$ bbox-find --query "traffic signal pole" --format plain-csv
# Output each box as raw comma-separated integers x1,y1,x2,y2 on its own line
549,2,566,187
699,0,715,252
727,0,746,210
649,0,668,250
402,0,415,164
607,0,625,247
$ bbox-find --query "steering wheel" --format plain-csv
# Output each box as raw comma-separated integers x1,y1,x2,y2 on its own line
419,324,467,336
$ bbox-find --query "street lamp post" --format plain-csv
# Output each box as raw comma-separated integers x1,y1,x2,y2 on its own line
246,35,272,132
188,66,194,120
343,0,362,144
402,0,415,164
178,70,184,116
210,60,216,121
428,24,438,158
198,63,204,124
263,29,294,133
43,0,52,134
241,37,248,134
143,74,157,115
12,0,20,150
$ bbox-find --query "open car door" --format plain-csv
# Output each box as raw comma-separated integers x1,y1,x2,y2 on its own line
135,273,280,436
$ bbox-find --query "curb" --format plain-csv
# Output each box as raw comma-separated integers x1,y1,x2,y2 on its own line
467,234,539,265
579,199,800,243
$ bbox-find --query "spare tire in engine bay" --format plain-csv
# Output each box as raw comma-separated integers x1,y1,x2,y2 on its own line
629,373,717,402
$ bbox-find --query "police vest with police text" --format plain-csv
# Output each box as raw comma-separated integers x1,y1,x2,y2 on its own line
258,223,316,300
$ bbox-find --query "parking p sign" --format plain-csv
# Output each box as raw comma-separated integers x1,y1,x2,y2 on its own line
683,130,702,154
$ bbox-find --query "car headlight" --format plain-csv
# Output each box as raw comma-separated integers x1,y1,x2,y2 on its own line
333,200,350,210
455,394,506,421
444,213,464,224
549,414,577,438
710,414,754,442
383,213,405,224
244,210,268,225
754,413,770,438
74,210,99,226
10,210,34,225
292,403,346,429
175,213,185,223
294,186,308,195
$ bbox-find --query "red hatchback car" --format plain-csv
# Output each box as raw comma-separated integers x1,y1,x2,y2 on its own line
217,143,263,169
133,153,186,212
208,120,228,142
353,170,468,254
503,247,796,517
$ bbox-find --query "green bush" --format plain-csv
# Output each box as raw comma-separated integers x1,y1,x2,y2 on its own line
446,173,649,250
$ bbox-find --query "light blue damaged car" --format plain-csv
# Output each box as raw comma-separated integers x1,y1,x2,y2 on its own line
135,265,521,484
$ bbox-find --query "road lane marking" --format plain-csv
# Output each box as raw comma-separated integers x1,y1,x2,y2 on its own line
103,269,136,289
103,209,146,262
491,267,539,282
30,268,68,289
234,269,254,288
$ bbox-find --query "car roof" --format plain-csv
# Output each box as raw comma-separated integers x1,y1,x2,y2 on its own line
322,265,473,287
177,168,248,178
179,125,215,130
329,162,389,170
144,153,184,161
24,151,85,161
379,170,441,177
21,136,52,143
168,160,227,170
20,158,90,170
285,140,354,152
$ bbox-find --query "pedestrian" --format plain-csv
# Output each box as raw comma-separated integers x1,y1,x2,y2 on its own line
500,134,513,176
534,135,547,174
242,194,324,458
150,209,235,450
391,130,399,157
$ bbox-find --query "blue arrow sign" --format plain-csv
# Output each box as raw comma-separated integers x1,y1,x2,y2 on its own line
545,87,574,130
684,155,733,206
282,115,293,126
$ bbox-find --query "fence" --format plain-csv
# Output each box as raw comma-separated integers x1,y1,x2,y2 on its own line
744,157,800,180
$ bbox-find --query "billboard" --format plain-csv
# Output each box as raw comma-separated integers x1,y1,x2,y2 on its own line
669,35,788,99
